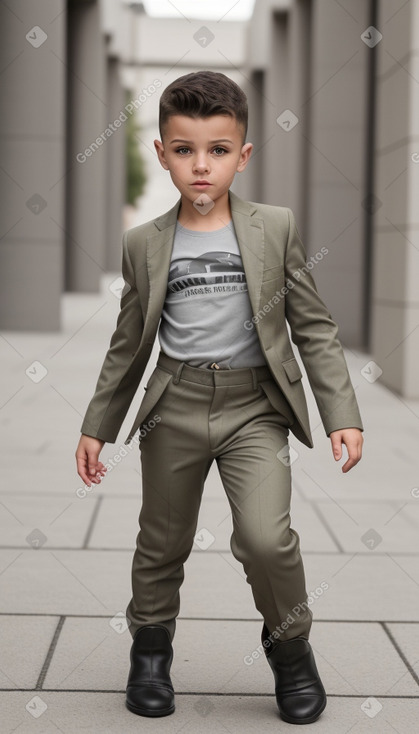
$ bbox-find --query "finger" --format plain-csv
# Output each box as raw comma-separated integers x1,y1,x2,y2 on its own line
87,465,102,482
76,456,93,487
342,448,361,472
331,438,342,460
87,452,100,476
347,441,362,461
342,459,358,472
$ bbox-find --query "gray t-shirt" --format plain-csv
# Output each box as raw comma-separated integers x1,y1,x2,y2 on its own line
157,219,267,368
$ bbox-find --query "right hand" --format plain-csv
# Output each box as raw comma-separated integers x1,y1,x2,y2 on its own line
76,434,107,487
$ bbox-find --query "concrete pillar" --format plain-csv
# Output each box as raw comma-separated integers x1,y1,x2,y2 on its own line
262,11,290,207
66,0,107,292
106,57,126,272
305,0,371,348
287,0,312,238
242,1,312,230
371,0,419,396
0,0,66,330
241,70,265,203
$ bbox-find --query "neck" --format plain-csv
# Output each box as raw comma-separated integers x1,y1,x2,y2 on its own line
177,190,232,231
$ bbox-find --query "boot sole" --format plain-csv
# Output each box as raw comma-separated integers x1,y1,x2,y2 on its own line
278,697,327,724
126,699,175,717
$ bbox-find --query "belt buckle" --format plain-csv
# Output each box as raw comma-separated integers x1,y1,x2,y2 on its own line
209,362,220,370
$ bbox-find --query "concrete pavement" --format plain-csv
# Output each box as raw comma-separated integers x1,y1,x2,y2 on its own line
1,273,419,733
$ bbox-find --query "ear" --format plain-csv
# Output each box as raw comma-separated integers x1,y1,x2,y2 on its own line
236,142,253,173
154,139,169,170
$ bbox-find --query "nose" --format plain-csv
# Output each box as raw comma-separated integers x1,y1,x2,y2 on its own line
192,152,210,173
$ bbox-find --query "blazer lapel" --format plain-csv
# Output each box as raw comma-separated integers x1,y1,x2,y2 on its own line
229,190,265,317
145,189,266,329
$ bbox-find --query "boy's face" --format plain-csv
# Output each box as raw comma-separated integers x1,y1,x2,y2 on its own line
154,114,253,208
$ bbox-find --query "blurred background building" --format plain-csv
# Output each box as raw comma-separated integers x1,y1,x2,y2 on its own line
1,0,418,397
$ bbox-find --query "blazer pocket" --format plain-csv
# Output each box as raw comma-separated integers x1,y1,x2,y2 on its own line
282,357,303,383
134,368,173,434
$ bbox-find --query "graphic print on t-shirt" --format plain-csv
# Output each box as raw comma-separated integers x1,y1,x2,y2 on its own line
167,251,247,298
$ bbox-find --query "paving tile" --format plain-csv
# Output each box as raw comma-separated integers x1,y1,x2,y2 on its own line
386,622,419,692
289,498,338,552
0,450,143,501
292,457,418,503
2,296,419,730
311,499,419,553
291,407,419,503
42,617,277,694
88,494,233,550
0,494,95,548
182,550,419,623
174,619,419,696
0,615,59,689
87,497,142,549
2,548,419,624
0,549,131,616
89,494,335,553
312,621,418,696
301,553,419,622
41,617,417,696
43,615,131,691
0,691,418,734
193,493,337,553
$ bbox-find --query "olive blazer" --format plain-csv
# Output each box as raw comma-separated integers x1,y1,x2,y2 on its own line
80,189,363,448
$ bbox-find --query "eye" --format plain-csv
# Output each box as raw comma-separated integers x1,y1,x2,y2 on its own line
213,147,228,155
175,146,190,155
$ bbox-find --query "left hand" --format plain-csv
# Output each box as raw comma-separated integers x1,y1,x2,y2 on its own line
329,428,363,473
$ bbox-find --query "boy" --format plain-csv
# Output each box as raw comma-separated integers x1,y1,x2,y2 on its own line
75,70,363,724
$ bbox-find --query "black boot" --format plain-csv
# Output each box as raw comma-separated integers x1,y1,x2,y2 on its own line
126,624,175,717
261,622,326,724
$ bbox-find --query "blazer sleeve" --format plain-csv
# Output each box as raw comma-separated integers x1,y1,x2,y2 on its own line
80,230,144,442
284,208,364,437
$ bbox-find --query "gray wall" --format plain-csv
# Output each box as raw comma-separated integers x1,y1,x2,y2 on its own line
244,0,370,351
370,0,419,397
1,0,418,398
0,0,67,330
0,0,131,329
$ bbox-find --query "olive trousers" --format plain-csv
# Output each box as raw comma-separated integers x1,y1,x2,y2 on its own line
125,350,313,644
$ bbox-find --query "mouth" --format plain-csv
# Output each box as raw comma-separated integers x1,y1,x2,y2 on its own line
191,181,212,187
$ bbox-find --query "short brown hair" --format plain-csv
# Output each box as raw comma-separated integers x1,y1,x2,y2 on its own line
159,70,248,144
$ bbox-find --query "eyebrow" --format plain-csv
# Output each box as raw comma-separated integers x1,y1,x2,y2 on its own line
169,138,233,144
